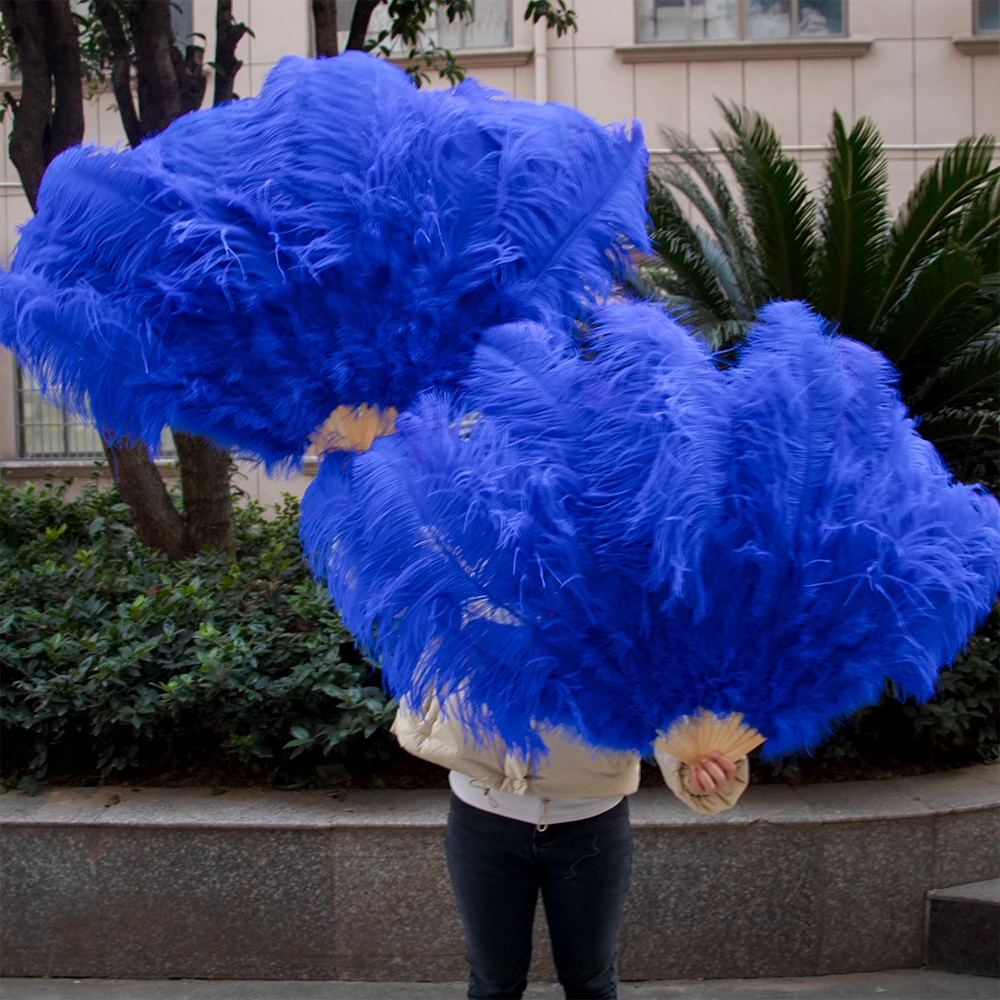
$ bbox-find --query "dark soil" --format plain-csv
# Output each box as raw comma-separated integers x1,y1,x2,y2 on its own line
6,729,978,794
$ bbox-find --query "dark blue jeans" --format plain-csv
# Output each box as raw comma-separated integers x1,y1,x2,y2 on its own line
444,792,634,1000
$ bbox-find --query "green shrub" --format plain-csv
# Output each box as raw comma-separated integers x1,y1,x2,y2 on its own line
0,475,397,787
901,608,998,758
754,601,999,781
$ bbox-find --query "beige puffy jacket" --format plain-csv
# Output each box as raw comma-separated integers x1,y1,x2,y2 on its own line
391,697,749,817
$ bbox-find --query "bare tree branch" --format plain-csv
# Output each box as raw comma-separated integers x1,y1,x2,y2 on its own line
213,0,247,106
347,0,379,51
92,0,142,146
171,42,206,114
312,0,339,57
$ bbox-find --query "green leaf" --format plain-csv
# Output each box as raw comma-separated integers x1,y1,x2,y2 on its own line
656,126,765,310
810,113,889,339
955,169,1000,260
919,405,1000,443
874,135,998,331
876,247,982,367
645,173,737,325
714,101,818,302
908,322,1000,414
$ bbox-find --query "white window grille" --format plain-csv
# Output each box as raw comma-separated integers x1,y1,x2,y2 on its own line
16,368,175,459
637,0,845,42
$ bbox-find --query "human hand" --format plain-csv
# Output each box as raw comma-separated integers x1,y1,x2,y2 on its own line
685,752,737,796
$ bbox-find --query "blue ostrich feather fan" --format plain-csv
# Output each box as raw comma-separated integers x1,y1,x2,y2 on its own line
0,51,649,469
671,301,1000,756
301,299,1000,760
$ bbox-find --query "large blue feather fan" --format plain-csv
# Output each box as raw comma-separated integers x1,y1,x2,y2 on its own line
301,299,1000,760
641,302,1000,757
0,52,649,469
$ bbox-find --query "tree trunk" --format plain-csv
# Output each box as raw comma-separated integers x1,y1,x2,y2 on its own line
105,441,188,560
312,0,339,57
130,0,183,136
0,0,53,210
41,0,83,163
4,0,252,562
96,0,237,559
92,0,142,145
174,432,236,558
346,0,379,51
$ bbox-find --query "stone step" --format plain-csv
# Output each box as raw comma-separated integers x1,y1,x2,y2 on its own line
925,879,999,978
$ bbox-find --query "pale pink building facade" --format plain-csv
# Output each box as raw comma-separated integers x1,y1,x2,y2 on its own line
1,0,997,501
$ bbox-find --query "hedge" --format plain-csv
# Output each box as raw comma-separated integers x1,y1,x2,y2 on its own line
0,475,396,789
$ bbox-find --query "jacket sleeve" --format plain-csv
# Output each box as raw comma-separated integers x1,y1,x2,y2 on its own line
653,746,750,816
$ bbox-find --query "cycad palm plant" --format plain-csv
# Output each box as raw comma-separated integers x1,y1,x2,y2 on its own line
644,104,999,473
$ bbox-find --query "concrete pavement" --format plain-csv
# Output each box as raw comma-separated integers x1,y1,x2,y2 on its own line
1,971,997,999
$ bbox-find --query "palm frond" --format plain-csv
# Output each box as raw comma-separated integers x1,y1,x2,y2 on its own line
624,261,671,301
657,294,751,350
956,170,1000,264
809,112,890,341
873,135,998,331
713,101,818,302
919,405,1000,444
878,248,983,372
909,326,1000,413
657,127,767,306
695,228,748,313
646,173,738,322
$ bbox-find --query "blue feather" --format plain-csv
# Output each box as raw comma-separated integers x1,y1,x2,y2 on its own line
301,387,610,761
301,300,1000,758
0,52,649,469
655,302,1000,756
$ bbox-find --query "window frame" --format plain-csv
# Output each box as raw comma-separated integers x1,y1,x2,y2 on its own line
16,367,102,460
15,366,175,460
635,0,849,44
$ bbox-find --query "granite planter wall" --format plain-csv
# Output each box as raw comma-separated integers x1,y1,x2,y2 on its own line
1,764,997,982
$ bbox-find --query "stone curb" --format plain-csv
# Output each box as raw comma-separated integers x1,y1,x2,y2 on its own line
1,765,997,982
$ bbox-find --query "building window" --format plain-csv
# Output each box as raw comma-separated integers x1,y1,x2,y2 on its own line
340,0,512,52
636,0,845,42
430,0,512,48
975,0,1000,33
16,369,174,459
